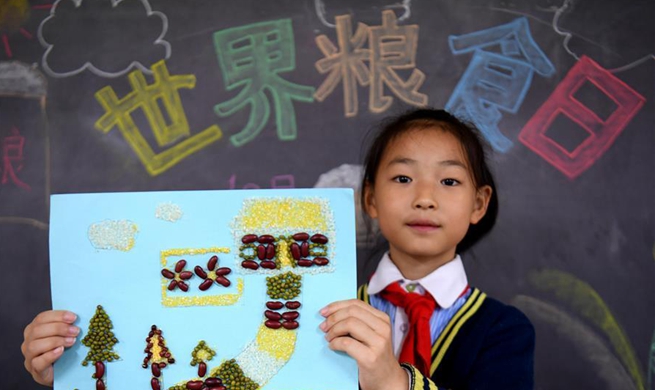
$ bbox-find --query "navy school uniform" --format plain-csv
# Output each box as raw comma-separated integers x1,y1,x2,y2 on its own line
358,284,535,390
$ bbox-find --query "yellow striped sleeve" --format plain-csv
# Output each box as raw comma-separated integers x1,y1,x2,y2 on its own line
357,284,369,304
401,363,442,390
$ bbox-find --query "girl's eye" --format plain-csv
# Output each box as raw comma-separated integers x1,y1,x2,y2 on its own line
441,178,459,186
393,175,412,184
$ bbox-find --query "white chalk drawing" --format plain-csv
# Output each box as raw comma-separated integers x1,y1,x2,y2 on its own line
38,0,171,78
314,0,412,28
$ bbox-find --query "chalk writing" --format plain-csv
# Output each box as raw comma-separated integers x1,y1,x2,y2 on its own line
446,17,555,152
95,60,223,176
213,19,314,147
38,0,170,78
519,56,645,179
228,174,295,190
314,10,427,117
314,15,370,118
1,127,30,191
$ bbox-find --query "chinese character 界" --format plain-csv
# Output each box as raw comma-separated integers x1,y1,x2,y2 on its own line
214,19,315,147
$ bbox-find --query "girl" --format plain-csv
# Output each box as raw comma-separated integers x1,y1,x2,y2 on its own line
22,108,534,389
318,109,534,389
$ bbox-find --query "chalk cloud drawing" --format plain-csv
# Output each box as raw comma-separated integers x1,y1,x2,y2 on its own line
314,0,412,28
38,0,170,78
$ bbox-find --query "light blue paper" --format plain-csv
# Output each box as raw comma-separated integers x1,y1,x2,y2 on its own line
49,188,358,390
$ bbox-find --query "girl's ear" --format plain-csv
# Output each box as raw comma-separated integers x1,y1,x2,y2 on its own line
363,182,378,219
470,185,492,224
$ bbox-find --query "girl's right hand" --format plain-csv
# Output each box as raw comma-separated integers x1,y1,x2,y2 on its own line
21,310,79,387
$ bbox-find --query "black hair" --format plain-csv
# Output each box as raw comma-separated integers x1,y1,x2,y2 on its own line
361,108,498,253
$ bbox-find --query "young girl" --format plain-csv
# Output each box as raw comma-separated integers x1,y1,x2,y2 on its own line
21,108,534,389
318,109,534,389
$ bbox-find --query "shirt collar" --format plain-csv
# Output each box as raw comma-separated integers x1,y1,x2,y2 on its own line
367,252,468,309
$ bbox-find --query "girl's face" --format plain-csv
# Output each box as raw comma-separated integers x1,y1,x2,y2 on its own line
364,127,492,271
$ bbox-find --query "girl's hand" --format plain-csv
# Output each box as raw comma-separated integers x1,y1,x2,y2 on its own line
21,310,79,387
320,299,408,390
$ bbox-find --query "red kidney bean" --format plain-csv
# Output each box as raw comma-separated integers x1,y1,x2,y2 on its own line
209,387,227,390
267,301,284,310
241,260,259,270
260,261,276,269
216,267,231,276
161,269,175,279
313,257,330,266
151,362,161,377
160,362,167,368
167,280,178,291
198,361,207,377
204,377,221,386
178,281,189,292
96,379,106,390
95,361,105,379
297,259,313,267
282,311,299,321
265,320,282,329
151,378,160,390
208,255,218,271
186,380,204,390
199,279,213,291
194,266,208,279
285,301,301,309
256,245,266,260
290,243,301,260
266,244,276,259
175,260,187,273
258,234,275,243
179,271,193,280
215,276,231,287
282,320,299,330
242,234,257,244
310,233,328,244
265,310,282,321
300,241,309,257
293,232,309,241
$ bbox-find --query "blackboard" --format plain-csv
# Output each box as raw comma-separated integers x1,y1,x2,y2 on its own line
1,0,653,389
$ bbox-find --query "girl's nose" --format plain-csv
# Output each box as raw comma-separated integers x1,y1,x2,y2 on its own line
412,186,437,210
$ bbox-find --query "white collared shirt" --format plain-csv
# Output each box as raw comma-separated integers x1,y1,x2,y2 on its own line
367,252,469,356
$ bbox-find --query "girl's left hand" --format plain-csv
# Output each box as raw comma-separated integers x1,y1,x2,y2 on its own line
319,299,408,390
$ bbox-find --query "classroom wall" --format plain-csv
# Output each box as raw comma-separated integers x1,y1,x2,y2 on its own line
0,0,653,389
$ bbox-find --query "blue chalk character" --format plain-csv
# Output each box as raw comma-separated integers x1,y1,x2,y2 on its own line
446,17,555,152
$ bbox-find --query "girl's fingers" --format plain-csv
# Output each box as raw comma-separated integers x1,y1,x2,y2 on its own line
31,310,77,326
27,346,62,386
27,321,79,342
321,299,388,322
327,334,370,363
320,301,390,336
324,316,385,349
23,335,76,363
